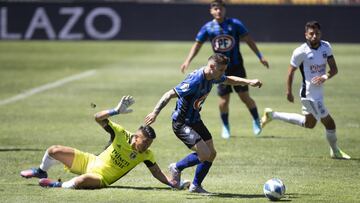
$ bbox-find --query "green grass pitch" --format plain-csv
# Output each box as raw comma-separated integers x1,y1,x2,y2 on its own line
0,41,359,202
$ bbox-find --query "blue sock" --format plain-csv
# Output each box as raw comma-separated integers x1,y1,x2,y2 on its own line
249,107,259,120
176,153,200,171
221,113,229,126
193,161,212,186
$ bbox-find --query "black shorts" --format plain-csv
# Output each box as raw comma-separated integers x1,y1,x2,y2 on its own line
217,63,248,96
172,120,212,149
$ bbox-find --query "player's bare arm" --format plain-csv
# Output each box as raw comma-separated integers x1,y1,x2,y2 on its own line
181,41,203,73
326,56,338,78
286,66,297,103
95,95,135,127
242,34,269,68
144,90,177,125
148,163,176,187
223,76,262,88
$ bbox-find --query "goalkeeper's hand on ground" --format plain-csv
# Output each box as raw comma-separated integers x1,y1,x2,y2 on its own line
115,95,135,114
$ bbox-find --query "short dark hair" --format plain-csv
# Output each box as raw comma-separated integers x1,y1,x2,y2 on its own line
139,125,156,139
208,53,229,66
305,21,321,32
210,0,225,8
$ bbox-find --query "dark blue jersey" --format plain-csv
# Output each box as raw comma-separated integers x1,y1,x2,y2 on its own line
196,18,248,67
172,67,226,124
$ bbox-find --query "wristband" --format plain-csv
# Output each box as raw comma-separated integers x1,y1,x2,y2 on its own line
321,74,329,80
108,109,118,116
256,52,263,60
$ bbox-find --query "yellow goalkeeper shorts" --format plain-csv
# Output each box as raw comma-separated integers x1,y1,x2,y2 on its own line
64,149,105,187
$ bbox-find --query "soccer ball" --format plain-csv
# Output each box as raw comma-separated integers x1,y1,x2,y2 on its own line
263,178,286,201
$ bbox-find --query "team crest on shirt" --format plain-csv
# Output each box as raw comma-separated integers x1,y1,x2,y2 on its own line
180,83,190,92
322,51,327,58
227,24,233,31
129,151,137,160
212,34,235,52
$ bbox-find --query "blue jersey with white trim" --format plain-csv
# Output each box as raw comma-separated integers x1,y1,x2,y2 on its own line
172,67,226,124
196,18,248,67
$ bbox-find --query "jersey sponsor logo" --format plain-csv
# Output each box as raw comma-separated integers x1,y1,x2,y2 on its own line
310,64,326,74
212,34,235,52
111,149,130,168
193,94,209,110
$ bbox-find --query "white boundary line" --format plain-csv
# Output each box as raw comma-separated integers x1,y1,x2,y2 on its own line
0,70,96,106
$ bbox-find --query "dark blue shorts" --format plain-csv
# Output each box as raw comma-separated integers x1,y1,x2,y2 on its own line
217,63,248,96
172,120,212,149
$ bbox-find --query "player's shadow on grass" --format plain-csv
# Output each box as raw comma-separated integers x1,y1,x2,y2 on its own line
255,135,300,139
107,185,172,191
25,184,172,191
227,135,299,139
0,148,42,152
187,192,266,200
339,157,360,161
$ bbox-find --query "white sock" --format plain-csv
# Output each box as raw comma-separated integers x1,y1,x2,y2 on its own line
39,151,58,171
62,179,76,189
326,129,338,152
272,112,305,127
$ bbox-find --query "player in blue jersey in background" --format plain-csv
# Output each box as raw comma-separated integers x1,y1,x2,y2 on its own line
145,53,262,193
181,0,269,139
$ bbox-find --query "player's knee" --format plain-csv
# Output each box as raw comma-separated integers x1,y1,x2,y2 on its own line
219,98,229,106
209,150,217,161
198,153,211,162
47,145,64,157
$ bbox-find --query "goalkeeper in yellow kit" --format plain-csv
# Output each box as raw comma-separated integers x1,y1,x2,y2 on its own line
20,96,189,189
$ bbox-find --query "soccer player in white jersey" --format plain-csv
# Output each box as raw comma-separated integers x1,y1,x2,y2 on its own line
261,21,350,159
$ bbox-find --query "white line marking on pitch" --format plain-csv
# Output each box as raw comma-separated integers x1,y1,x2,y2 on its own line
0,70,96,106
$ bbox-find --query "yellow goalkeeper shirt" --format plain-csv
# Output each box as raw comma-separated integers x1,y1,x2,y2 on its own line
92,120,156,186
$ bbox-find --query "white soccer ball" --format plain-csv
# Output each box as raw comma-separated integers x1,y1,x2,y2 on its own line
263,178,286,201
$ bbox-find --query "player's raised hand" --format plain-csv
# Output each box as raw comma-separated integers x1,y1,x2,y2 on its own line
115,95,135,114
249,79,262,88
144,112,157,125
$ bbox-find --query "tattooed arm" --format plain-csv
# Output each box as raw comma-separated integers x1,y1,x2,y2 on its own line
144,89,177,125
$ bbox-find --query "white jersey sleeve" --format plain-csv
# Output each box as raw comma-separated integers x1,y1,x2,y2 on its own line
290,46,306,68
323,41,333,57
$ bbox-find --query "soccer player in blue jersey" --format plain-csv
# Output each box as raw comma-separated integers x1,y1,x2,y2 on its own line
145,53,262,193
180,0,269,139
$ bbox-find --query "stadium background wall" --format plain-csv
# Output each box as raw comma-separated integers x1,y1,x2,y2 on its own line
0,2,359,42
